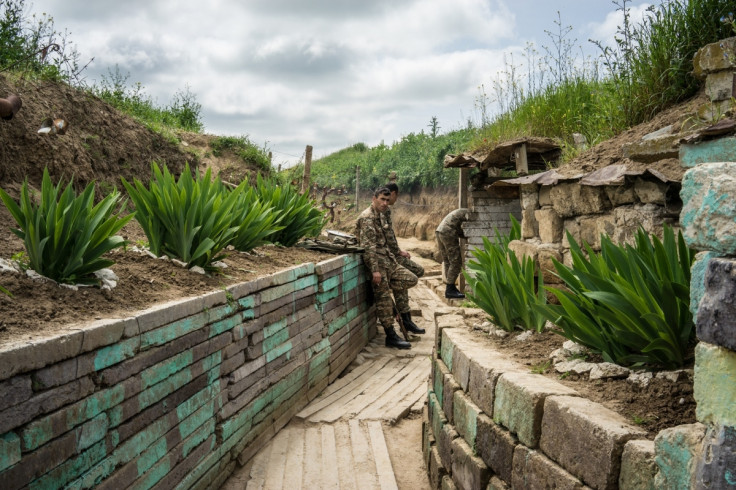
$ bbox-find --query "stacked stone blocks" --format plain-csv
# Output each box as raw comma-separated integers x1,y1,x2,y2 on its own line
0,253,376,489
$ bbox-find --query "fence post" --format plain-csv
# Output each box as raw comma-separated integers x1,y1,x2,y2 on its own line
355,166,360,210
301,145,313,194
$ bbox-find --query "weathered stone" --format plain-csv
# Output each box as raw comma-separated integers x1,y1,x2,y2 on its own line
443,374,462,425
467,351,522,417
476,414,516,484
486,475,510,490
453,391,481,450
696,257,736,351
493,372,579,448
441,474,457,490
520,184,539,210
451,436,491,490
535,207,563,243
619,439,657,490
654,423,706,490
588,362,630,380
0,432,21,473
706,70,736,101
539,186,552,207
694,342,736,427
613,204,664,245
680,136,736,169
605,184,636,206
429,446,448,490
634,178,669,205
0,375,32,412
538,246,563,284
438,424,458,470
695,424,736,489
549,183,610,218
507,240,539,263
681,162,736,254
622,134,680,162
693,37,736,77
521,207,538,239
540,395,647,489
690,251,716,321
0,329,84,382
512,445,586,490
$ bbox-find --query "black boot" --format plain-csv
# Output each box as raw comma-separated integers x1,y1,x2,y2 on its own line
401,312,425,334
384,326,411,349
445,284,465,299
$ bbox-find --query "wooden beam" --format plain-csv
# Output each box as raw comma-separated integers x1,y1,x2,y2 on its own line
514,143,529,175
301,145,313,193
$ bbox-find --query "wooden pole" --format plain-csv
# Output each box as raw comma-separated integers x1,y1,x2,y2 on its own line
459,167,470,294
514,143,529,175
301,145,313,193
355,166,360,210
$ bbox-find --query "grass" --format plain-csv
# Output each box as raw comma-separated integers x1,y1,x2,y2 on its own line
531,360,552,374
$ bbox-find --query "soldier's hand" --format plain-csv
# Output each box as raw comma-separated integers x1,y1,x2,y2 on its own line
372,271,382,285
399,250,410,258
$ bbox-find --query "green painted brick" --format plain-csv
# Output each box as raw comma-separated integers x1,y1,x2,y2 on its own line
78,413,109,452
182,419,215,458
264,318,288,339
328,305,361,335
433,359,445,403
134,455,170,490
266,341,292,363
142,350,194,390
440,331,454,371
679,137,736,168
317,287,339,304
695,342,736,427
307,338,330,358
654,423,706,490
341,276,360,294
94,337,140,371
176,381,221,424
453,391,480,451
208,313,243,337
237,295,255,309
136,437,168,479
263,328,290,354
0,431,20,472
320,275,341,292
242,309,255,321
141,312,208,350
28,439,108,490
205,302,239,324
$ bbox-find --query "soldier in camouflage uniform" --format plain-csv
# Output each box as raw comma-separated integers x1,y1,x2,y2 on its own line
384,183,425,334
436,208,469,299
355,187,418,349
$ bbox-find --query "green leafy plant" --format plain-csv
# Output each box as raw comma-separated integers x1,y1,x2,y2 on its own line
539,225,696,368
255,175,327,247
463,216,547,332
121,163,242,271
0,168,133,284
229,186,283,252
531,360,552,374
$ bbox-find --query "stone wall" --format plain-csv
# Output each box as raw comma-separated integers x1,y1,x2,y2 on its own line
0,254,376,489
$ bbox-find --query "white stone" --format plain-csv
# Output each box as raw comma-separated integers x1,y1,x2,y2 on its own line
570,362,596,374
514,330,534,342
95,268,119,290
589,362,631,380
562,340,588,357
212,261,228,269
655,370,684,383
172,259,188,268
627,371,654,388
190,266,206,275
555,359,583,373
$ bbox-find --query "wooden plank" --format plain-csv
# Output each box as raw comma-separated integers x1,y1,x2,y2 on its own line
514,142,529,175
282,425,306,489
320,425,340,490
367,421,399,490
262,426,290,489
303,426,323,488
386,381,429,423
334,422,358,489
349,420,380,490
358,357,429,420
244,435,270,490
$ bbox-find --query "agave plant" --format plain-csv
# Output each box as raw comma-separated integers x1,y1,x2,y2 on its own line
464,216,547,332
539,225,696,368
121,163,242,270
255,175,326,247
0,168,133,285
229,186,283,252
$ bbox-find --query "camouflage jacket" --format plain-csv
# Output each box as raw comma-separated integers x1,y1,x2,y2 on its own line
354,205,395,273
384,207,401,257
436,208,469,237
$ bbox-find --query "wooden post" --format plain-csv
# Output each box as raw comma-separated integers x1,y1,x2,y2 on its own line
514,143,529,175
459,167,469,293
355,166,360,210
301,145,313,193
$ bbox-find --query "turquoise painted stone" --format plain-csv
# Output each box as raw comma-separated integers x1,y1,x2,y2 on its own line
680,137,736,168
681,162,736,254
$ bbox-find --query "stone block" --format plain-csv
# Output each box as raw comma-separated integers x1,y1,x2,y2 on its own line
539,186,552,207
634,178,669,205
441,474,457,490
693,37,736,77
706,70,736,101
512,445,586,490
507,240,538,263
562,218,581,248
443,374,461,426
680,137,736,169
694,342,736,427
438,424,458,470
429,446,448,490
654,423,706,490
619,439,657,490
695,424,736,489
493,372,578,448
549,183,610,218
467,351,522,419
476,414,516,484
0,375,32,412
0,432,21,473
521,207,539,239
697,257,736,351
81,317,138,353
451,436,491,490
538,246,563,284
605,184,636,206
540,395,647,489
0,329,84,381
681,162,736,254
535,207,563,243
433,358,449,412
613,204,664,245
520,184,539,210
486,476,510,490
453,391,481,450
622,134,680,162
690,251,716,321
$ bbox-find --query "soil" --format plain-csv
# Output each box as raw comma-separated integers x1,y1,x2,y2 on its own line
0,72,702,442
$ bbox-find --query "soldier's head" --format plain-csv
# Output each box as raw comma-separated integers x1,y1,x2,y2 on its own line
372,187,392,213
385,182,399,205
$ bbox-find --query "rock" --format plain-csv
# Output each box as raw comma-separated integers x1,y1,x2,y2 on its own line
554,359,583,373
655,370,685,383
190,266,206,275
589,362,630,380
561,340,588,357
95,268,118,290
514,331,534,342
628,371,654,388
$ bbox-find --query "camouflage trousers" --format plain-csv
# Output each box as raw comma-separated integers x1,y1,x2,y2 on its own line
393,256,424,314
436,231,463,284
369,256,418,328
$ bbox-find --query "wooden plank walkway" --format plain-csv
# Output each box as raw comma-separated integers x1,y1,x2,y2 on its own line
222,278,443,490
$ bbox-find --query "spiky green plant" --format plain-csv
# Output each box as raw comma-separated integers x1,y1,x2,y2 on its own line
229,186,283,252
0,168,133,284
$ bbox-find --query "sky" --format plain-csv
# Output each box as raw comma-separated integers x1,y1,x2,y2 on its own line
28,0,654,168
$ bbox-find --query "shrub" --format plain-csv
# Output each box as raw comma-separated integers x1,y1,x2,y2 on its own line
464,216,547,332
121,163,241,271
255,175,326,247
539,225,697,368
211,136,271,172
229,186,283,252
0,168,133,284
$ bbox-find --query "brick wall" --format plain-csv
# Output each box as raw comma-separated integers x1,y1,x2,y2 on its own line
0,254,376,489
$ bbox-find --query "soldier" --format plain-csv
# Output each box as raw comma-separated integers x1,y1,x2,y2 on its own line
384,182,425,334
436,208,470,299
355,187,418,349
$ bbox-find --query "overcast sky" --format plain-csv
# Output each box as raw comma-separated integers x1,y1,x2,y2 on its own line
29,0,653,167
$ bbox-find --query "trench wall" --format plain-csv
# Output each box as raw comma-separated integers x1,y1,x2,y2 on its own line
0,253,376,490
